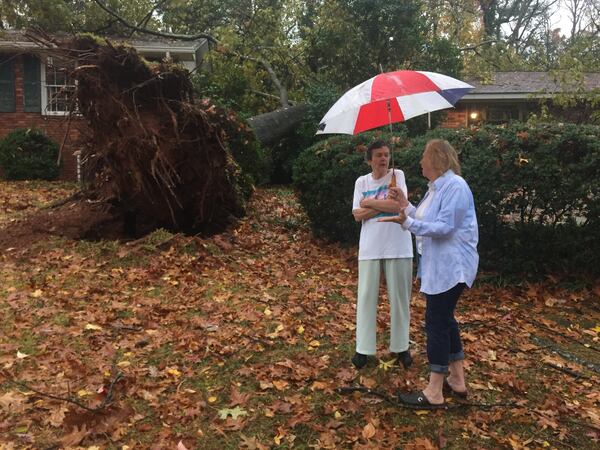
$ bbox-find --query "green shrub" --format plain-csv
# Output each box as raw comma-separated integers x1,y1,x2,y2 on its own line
0,128,60,180
293,128,409,243
294,122,600,277
199,100,271,190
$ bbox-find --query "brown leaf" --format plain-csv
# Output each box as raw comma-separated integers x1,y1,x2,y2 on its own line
220,416,247,431
438,429,447,448
272,400,293,414
0,391,27,413
310,380,328,391
360,376,377,389
272,380,289,391
60,425,89,447
46,405,69,427
405,437,437,450
334,367,355,383
536,414,559,430
287,411,312,427
239,434,269,450
230,385,251,406
362,422,376,440
318,431,338,448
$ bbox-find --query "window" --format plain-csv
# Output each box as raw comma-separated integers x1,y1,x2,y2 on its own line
487,107,519,123
41,56,76,115
23,54,41,112
0,54,16,112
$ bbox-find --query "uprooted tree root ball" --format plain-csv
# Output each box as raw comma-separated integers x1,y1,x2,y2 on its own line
68,35,250,237
8,32,258,243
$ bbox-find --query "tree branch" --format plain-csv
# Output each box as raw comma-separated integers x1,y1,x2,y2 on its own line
128,0,169,38
459,39,499,53
92,0,289,106
250,89,295,105
3,371,124,413
92,0,216,43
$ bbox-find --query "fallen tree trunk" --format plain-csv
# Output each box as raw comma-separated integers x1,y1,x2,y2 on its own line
247,104,308,147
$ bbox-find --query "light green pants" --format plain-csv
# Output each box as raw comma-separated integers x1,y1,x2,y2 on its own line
356,258,412,355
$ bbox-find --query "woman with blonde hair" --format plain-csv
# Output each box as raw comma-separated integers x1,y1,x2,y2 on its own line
380,139,479,409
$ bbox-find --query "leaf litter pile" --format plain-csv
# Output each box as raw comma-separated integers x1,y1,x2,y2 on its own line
1,182,599,449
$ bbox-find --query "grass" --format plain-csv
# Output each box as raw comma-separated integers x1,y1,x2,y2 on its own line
145,343,175,367
15,330,40,356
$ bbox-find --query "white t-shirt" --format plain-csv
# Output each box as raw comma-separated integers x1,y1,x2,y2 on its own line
352,169,413,261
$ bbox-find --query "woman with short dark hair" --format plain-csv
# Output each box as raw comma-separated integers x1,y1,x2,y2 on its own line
352,140,414,370
380,139,479,409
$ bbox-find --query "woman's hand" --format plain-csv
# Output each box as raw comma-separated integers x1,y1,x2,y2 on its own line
378,208,407,224
360,198,374,208
388,187,409,208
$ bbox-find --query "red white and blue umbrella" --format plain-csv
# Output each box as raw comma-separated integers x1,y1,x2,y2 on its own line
316,70,473,135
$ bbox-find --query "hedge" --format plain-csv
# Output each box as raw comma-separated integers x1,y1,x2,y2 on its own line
0,128,60,180
293,123,600,277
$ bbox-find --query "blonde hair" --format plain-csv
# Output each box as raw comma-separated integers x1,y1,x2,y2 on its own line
424,139,461,176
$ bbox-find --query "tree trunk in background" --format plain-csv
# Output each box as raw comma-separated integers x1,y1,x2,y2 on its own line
247,104,308,147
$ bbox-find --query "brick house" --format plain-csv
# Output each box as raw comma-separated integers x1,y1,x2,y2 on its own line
441,71,600,128
0,30,208,180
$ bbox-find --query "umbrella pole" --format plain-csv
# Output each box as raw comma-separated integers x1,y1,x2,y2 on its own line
386,99,396,188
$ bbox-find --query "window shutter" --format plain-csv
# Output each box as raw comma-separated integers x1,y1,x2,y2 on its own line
0,55,16,113
23,54,41,112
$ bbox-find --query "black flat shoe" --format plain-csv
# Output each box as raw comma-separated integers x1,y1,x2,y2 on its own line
442,378,468,398
351,352,368,369
395,350,413,369
398,390,447,410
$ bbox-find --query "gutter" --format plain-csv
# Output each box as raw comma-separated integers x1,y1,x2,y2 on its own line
0,41,45,50
461,93,556,100
0,39,207,55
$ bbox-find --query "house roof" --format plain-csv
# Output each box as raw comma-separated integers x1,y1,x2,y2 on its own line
0,29,206,54
462,71,600,100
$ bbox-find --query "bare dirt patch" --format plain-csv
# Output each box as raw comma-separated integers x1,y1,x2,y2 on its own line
0,200,123,251
0,182,127,251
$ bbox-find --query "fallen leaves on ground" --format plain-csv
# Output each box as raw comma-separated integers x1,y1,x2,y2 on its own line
0,182,599,449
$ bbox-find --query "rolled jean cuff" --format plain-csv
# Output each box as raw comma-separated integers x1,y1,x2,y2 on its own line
429,363,449,374
448,351,465,362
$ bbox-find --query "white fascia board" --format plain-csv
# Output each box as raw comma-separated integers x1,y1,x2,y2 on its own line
0,41,42,50
133,44,200,54
0,41,200,55
182,61,195,71
461,93,555,100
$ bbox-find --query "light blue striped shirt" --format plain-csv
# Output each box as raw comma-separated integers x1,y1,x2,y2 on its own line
402,170,479,295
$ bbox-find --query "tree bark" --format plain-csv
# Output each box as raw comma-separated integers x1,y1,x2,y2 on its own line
247,104,308,147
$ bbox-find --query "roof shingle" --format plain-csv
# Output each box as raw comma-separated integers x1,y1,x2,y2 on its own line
466,71,600,94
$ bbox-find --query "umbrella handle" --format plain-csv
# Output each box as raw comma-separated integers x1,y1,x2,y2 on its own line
389,170,396,188
386,99,395,172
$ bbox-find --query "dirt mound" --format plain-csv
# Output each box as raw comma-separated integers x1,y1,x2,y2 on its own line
0,200,122,251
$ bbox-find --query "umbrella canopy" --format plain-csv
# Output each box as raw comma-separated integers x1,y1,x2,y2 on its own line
316,70,474,135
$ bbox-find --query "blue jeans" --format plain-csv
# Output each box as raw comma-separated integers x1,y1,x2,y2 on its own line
425,283,466,374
